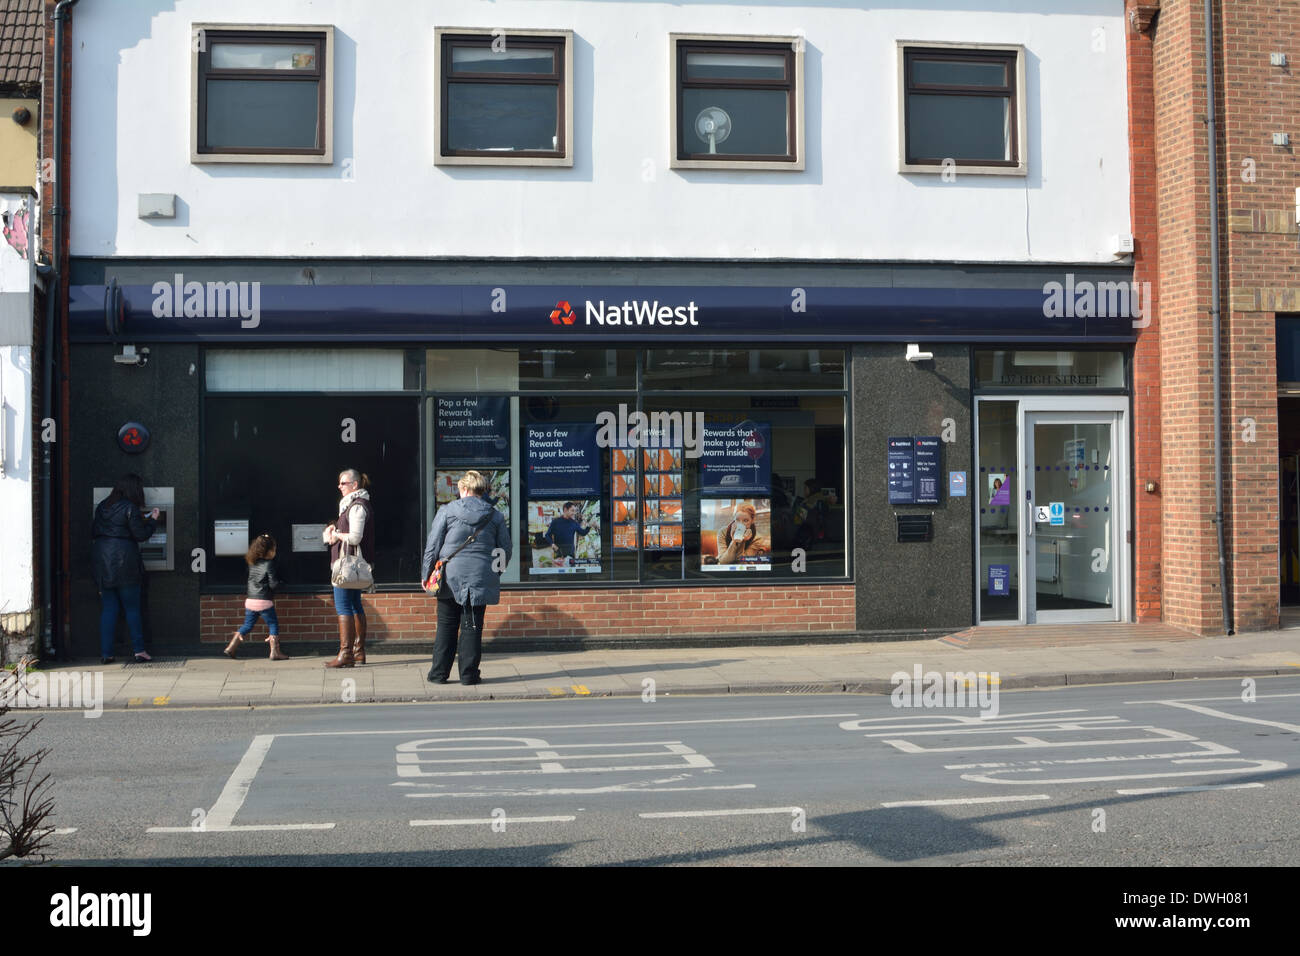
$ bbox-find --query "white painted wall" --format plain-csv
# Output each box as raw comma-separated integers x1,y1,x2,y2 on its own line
71,0,1130,262
0,192,35,616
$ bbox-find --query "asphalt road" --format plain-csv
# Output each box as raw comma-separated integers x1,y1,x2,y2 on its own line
9,676,1299,866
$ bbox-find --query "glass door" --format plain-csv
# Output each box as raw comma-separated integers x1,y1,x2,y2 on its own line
1024,411,1121,623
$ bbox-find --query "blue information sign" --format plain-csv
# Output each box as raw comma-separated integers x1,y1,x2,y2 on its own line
700,421,771,496
888,437,915,504
435,395,510,467
913,437,941,504
987,564,1011,596
526,424,601,497
949,471,967,497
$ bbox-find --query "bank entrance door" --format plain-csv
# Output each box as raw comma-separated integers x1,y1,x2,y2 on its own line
976,397,1129,624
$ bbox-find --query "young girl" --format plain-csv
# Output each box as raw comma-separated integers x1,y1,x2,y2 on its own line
224,533,289,660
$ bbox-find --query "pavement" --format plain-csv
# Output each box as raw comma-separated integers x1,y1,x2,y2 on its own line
22,623,1300,710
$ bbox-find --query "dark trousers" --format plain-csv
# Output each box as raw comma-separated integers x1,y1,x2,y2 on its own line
100,585,144,658
430,598,486,683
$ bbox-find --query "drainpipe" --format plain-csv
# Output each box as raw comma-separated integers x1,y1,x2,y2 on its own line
39,0,81,658
1204,0,1232,634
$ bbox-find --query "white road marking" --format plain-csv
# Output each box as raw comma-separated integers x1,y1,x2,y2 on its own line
944,741,1239,769
880,795,1051,808
396,737,714,777
639,807,801,819
1116,783,1266,795
146,733,336,833
147,823,336,833
883,725,1197,754
1125,692,1300,704
1147,700,1300,734
278,712,860,738
206,734,275,828
839,709,1094,733
410,815,575,826
401,784,758,798
960,757,1286,785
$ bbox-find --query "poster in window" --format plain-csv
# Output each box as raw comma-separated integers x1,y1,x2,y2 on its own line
700,421,771,495
700,498,772,572
528,499,601,573
435,396,510,467
434,469,511,529
526,424,600,497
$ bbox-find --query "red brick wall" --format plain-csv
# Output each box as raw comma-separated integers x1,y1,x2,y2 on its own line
1149,0,1293,632
1216,0,1295,631
200,585,857,645
1127,1,1163,622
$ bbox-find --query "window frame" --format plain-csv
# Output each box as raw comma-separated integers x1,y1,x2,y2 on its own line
897,40,1027,176
669,33,805,171
434,28,575,167
190,23,335,165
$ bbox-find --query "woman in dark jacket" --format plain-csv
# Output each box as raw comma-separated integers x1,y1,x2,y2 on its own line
420,470,511,685
92,474,158,664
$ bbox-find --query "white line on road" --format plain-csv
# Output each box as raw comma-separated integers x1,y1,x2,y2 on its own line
945,741,1239,769
276,713,860,738
1115,783,1266,795
639,807,801,819
410,816,576,826
960,757,1286,785
401,784,758,798
206,734,275,829
1147,700,1300,734
1125,692,1300,704
147,823,337,833
880,795,1051,808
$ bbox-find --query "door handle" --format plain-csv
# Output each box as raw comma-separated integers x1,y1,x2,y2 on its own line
1026,490,1034,537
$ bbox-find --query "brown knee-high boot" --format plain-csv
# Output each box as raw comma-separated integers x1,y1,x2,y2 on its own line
352,614,367,665
325,616,355,668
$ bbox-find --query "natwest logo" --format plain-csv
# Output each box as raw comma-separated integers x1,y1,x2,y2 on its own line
547,298,701,328
549,301,577,325
586,299,699,327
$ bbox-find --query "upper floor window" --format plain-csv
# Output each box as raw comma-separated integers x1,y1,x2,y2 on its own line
191,25,334,164
670,34,805,171
898,43,1026,176
435,29,574,167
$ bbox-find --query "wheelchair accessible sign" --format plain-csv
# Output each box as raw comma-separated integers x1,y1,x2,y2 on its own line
1035,502,1066,526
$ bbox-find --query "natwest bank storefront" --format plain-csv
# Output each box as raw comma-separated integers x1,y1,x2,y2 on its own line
65,262,1135,656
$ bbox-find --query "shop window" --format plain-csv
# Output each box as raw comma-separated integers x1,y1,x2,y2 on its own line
643,348,844,390
206,349,420,391
671,35,804,170
898,43,1026,175
974,350,1125,390
192,25,333,163
203,397,421,587
435,29,574,166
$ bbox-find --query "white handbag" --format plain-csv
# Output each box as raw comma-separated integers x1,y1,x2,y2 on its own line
331,541,374,590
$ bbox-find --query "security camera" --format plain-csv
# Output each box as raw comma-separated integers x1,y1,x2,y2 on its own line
905,343,933,362
113,345,149,366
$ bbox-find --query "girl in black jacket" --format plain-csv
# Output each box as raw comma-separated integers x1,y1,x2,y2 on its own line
92,474,158,664
224,534,289,660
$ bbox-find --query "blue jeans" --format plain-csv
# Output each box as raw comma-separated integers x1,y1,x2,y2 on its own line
238,605,279,637
100,585,145,658
332,587,366,619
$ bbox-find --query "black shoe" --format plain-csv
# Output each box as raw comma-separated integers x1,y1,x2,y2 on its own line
101,657,115,665
427,671,448,684
460,676,481,686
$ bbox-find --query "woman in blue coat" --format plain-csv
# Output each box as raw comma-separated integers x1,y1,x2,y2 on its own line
421,470,512,685
91,474,158,663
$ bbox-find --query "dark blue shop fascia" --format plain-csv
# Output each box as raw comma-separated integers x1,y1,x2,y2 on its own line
69,283,1138,344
